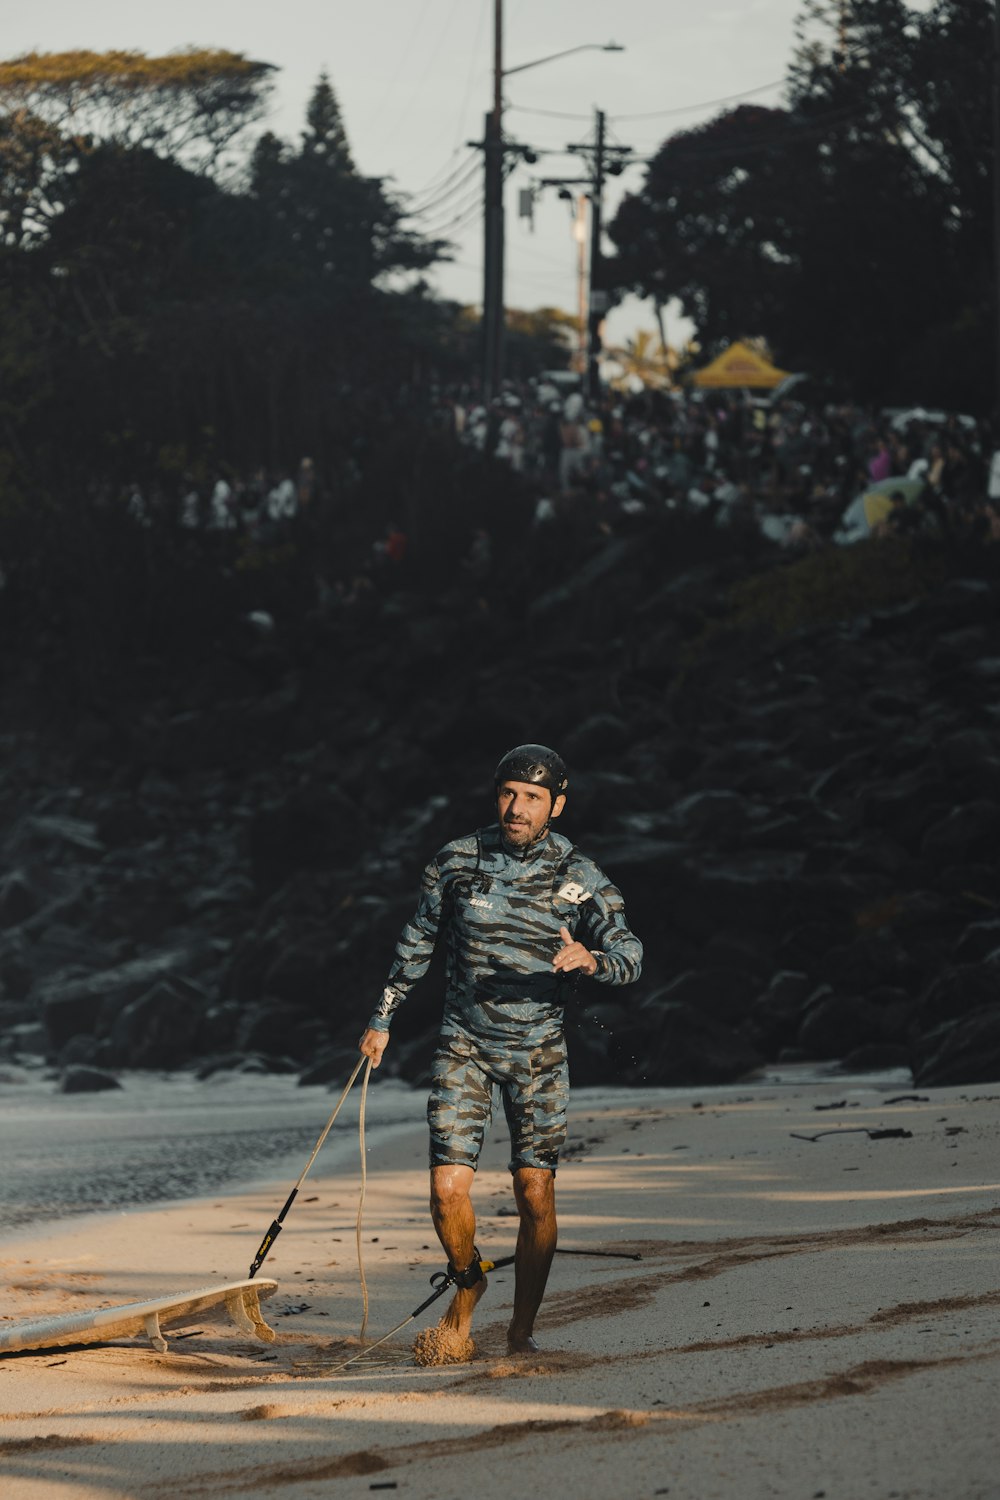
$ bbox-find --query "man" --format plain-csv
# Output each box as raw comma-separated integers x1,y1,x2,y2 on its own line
357,744,643,1355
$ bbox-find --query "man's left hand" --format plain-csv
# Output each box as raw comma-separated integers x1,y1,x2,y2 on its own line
552,926,598,976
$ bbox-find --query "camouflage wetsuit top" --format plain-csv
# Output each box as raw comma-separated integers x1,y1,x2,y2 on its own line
367,824,643,1171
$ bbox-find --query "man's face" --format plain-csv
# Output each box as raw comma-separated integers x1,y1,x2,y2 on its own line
497,778,565,849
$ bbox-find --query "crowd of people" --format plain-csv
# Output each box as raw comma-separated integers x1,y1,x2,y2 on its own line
103,372,1000,616
442,375,1000,551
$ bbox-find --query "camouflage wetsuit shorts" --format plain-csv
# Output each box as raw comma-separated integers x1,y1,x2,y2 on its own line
427,1031,569,1174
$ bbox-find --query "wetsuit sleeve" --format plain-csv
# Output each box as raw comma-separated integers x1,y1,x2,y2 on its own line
578,874,643,986
366,856,446,1032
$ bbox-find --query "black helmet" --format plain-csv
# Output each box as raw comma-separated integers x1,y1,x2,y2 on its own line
494,744,568,799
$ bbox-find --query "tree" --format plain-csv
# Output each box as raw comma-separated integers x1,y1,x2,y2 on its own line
0,49,273,254
607,0,993,407
606,329,677,391
301,72,354,170
0,65,448,487
0,49,274,168
248,75,439,291
504,306,577,377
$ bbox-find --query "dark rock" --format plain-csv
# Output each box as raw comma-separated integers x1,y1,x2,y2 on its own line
95,803,156,847
745,970,812,1052
953,920,1000,966
741,814,802,850
670,790,757,840
568,773,656,832
797,992,880,1060
650,968,757,1025
840,1042,912,1073
5,1021,47,1055
701,931,771,978
389,1028,442,1087
0,946,33,1000
196,1003,239,1053
776,923,849,974
566,1014,629,1086
920,802,1000,865
639,1000,763,1085
929,578,997,627
248,785,367,889
917,960,1000,1027
56,1034,101,1068
663,741,704,779
913,1005,1000,1087
860,777,954,851
527,536,637,617
560,714,631,766
0,870,42,926
286,1018,332,1060
687,854,807,938
937,729,998,776
43,989,107,1050
60,1065,121,1093
195,1051,299,1078
38,948,213,1048
261,941,341,1011
108,980,202,1068
820,936,917,991
235,1003,309,1057
298,1046,361,1087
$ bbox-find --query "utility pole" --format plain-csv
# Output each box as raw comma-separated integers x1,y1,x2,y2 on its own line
587,108,607,402
472,14,623,401
482,0,505,402
575,194,589,374
994,0,1000,418
565,110,632,401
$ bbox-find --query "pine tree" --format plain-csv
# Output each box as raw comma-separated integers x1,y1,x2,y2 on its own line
301,73,354,173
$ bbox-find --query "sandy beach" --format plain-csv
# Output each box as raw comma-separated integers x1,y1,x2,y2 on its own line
2,1073,999,1500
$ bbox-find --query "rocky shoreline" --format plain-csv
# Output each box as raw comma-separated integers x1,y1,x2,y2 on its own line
2,521,999,1092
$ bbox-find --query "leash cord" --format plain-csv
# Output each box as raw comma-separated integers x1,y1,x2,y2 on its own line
356,1056,372,1341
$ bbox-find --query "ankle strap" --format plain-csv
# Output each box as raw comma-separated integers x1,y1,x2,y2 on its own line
447,1249,485,1290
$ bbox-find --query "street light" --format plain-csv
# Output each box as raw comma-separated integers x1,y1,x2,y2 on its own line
479,4,625,400
503,41,624,80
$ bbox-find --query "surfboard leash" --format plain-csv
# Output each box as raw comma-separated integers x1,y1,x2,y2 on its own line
248,1055,373,1282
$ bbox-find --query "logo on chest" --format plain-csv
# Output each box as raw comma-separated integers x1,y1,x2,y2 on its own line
555,880,591,905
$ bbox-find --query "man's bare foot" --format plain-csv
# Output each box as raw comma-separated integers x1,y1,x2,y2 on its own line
506,1327,539,1354
439,1274,487,1342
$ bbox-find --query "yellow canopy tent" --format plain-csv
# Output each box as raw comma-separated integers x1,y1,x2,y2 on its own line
690,340,791,389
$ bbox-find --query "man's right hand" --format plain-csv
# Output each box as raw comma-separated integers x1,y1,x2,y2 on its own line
358,1028,390,1068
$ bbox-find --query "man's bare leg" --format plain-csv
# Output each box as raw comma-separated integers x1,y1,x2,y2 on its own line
507,1166,557,1353
429,1163,487,1339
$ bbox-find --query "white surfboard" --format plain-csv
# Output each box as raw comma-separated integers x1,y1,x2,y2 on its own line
0,1277,279,1356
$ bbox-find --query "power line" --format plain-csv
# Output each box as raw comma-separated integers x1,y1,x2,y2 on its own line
406,146,479,200
364,0,466,159
360,0,437,146
622,99,873,167
404,154,482,216
449,0,490,153
615,78,786,121
416,185,485,237
432,197,486,242
506,102,592,121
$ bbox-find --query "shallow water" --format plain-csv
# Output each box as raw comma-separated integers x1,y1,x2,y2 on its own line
0,1062,912,1236
0,1067,424,1232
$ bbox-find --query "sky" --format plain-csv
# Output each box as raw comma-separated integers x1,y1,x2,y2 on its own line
2,0,815,351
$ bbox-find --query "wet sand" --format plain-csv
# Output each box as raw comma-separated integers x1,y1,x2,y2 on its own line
2,1077,999,1499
